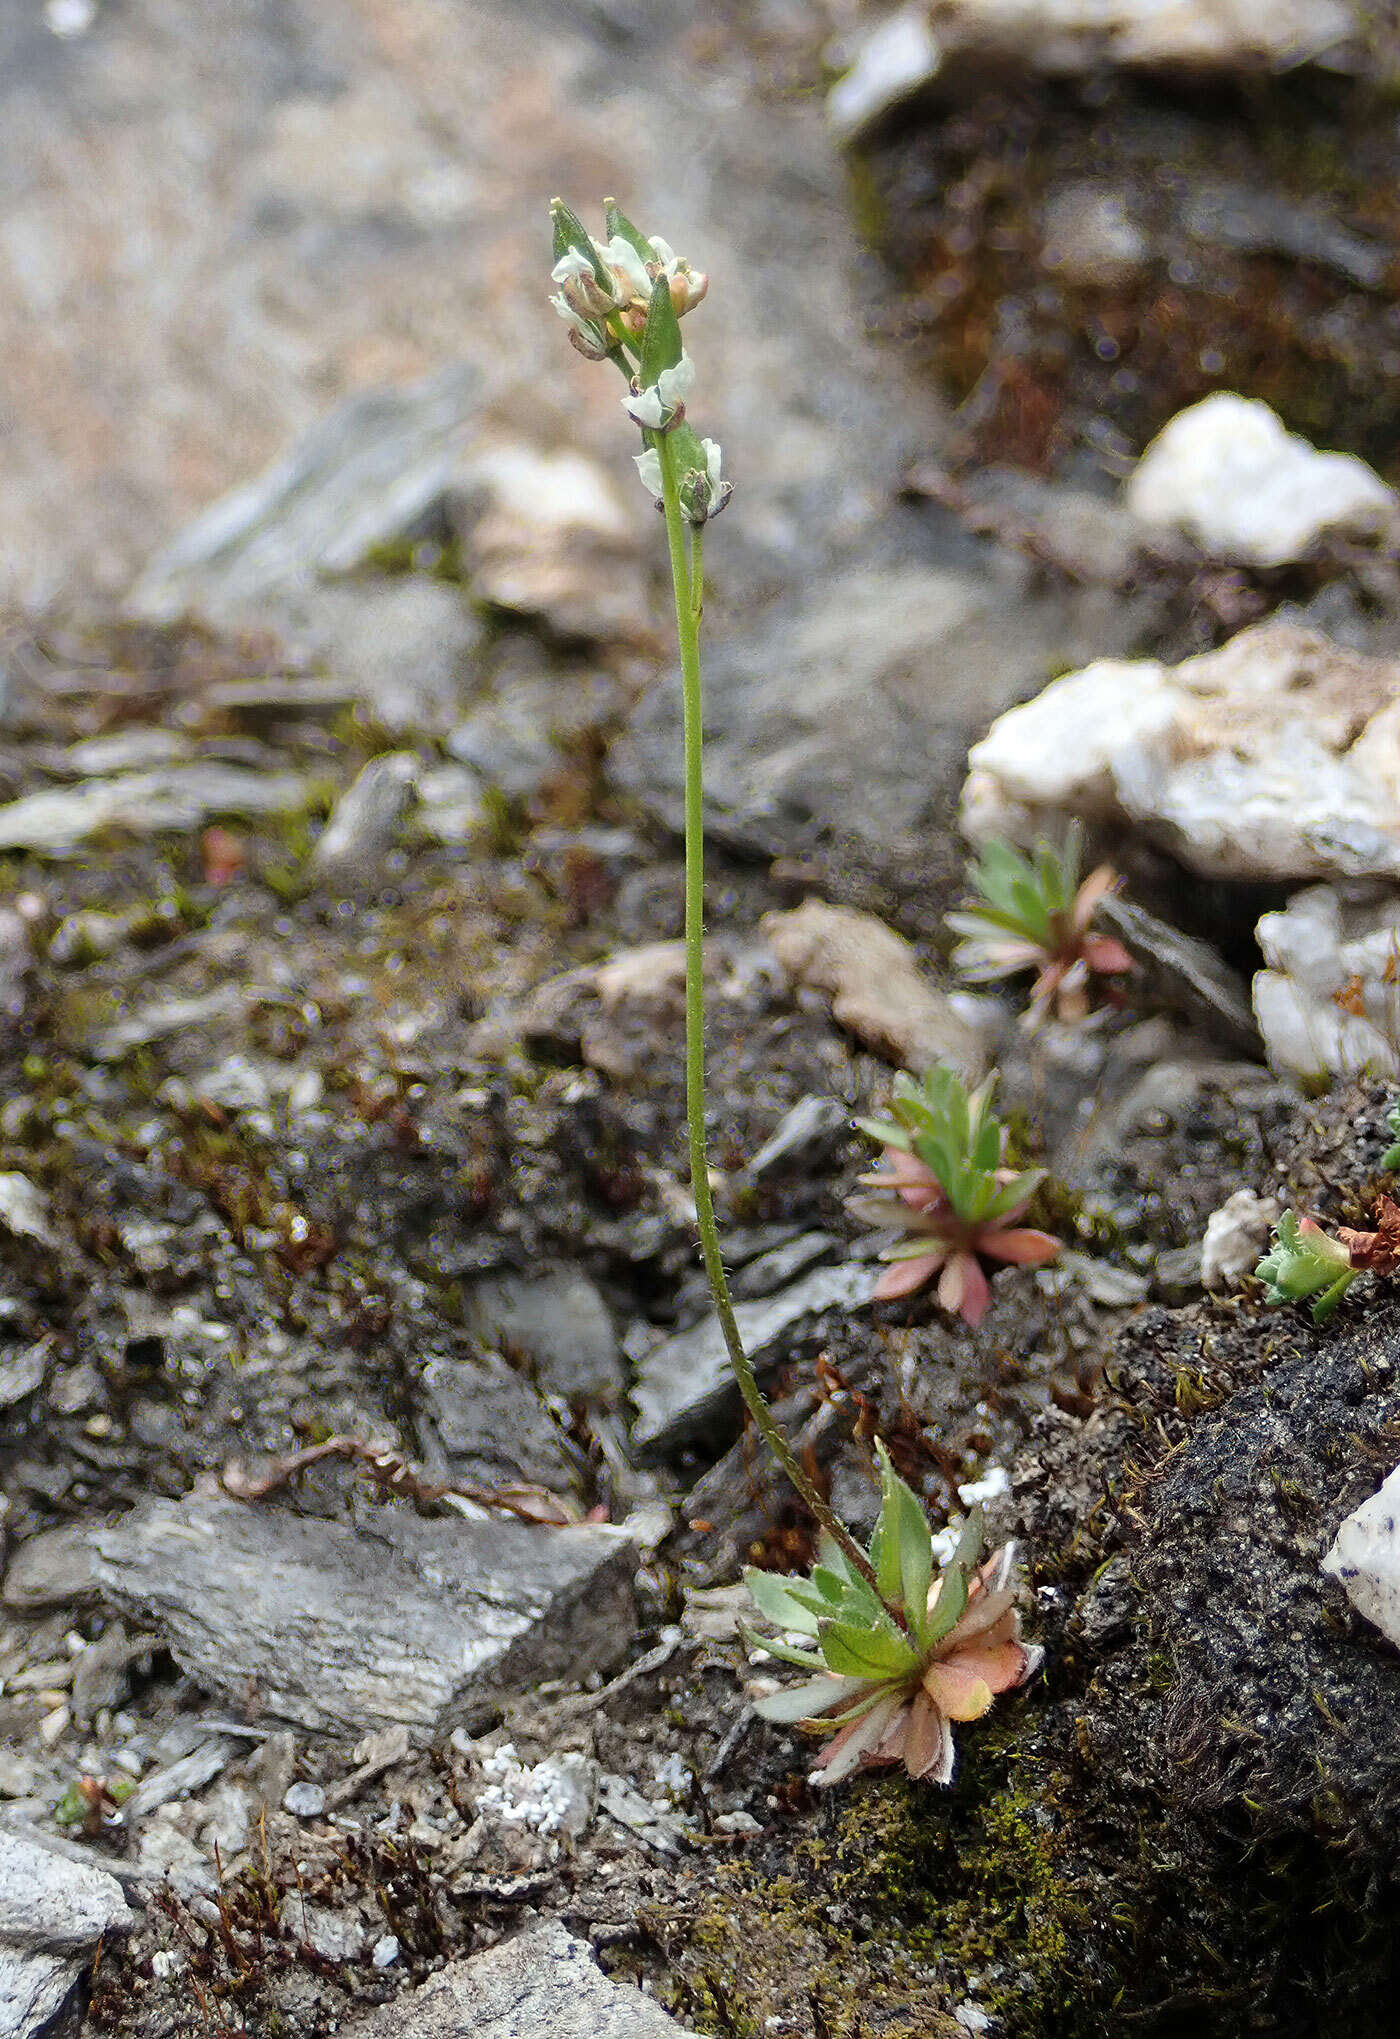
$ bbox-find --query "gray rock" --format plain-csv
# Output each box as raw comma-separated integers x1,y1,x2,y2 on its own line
2,1526,100,1611
611,563,1146,862
416,1349,576,1490
346,1920,699,2038
631,1262,871,1453
450,441,649,645
1094,894,1258,1054
462,1268,623,1404
127,368,479,626
746,1096,849,1178
279,1898,366,1963
311,752,419,885
0,1343,48,1412
0,766,310,858
1040,182,1150,287
0,1829,131,2039
87,1496,636,1738
297,580,484,735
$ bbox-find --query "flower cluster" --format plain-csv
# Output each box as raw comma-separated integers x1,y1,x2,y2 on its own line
848,1068,1060,1324
745,1443,1041,1785
549,198,729,524
949,826,1133,1024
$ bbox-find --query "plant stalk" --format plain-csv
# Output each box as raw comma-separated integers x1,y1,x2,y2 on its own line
654,430,878,1591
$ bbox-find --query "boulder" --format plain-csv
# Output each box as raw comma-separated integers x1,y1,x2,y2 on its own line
962,623,1400,884
1126,395,1399,568
1253,883,1400,1080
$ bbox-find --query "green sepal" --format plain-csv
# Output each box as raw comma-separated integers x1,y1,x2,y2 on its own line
550,198,607,282
638,273,682,390
603,198,653,261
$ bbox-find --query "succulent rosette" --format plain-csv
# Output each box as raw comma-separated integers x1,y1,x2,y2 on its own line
745,1443,1042,1785
848,1068,1059,1324
949,825,1133,1024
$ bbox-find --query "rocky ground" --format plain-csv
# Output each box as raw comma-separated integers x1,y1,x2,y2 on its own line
6,2,1400,2035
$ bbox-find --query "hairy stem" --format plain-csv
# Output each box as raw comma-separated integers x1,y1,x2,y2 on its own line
654,431,878,1590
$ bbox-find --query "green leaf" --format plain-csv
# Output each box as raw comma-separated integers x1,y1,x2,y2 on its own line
922,1561,969,1648
603,199,653,261
981,1168,1046,1224
855,1115,913,1154
818,1614,920,1682
872,1439,934,1633
638,273,682,389
550,198,606,281
739,1622,825,1671
751,1673,870,1724
743,1566,823,1636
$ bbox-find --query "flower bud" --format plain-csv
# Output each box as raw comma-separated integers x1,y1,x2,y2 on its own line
679,438,731,524
669,266,709,316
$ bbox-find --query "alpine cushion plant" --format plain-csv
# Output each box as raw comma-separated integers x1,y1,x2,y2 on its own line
948,824,1133,1024
745,1443,1042,1785
1255,1198,1400,1324
848,1068,1060,1324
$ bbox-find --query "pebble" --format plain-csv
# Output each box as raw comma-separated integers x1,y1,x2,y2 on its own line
282,1780,326,1818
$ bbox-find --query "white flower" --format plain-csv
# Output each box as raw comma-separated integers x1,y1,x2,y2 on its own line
679,438,731,523
633,448,664,499
550,247,618,321
648,236,678,269
598,233,653,303
623,352,695,429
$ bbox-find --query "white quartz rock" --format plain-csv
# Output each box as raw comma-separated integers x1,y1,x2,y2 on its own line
827,5,943,142
962,623,1400,885
1126,394,1399,568
1253,884,1400,1081
1200,1189,1281,1288
1323,1464,1400,1650
922,0,1361,74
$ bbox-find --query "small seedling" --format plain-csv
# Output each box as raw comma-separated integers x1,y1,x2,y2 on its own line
848,1067,1059,1323
745,1442,1041,1785
1382,1100,1400,1170
1255,1199,1400,1323
948,824,1133,1023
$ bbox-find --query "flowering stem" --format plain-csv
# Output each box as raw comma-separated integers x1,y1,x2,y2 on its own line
654,430,878,1592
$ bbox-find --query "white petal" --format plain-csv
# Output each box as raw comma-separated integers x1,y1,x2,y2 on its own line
551,249,594,286
600,234,651,299
550,292,591,337
633,449,663,496
648,235,678,269
658,352,696,405
702,438,723,493
623,386,668,428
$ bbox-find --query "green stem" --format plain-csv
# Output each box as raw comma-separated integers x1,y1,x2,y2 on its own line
654,431,878,1592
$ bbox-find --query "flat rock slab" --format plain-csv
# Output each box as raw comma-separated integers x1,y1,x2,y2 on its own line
0,1829,132,2039
631,1263,871,1453
87,1497,636,1739
349,1921,699,2038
